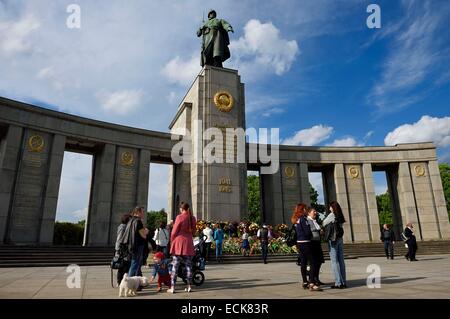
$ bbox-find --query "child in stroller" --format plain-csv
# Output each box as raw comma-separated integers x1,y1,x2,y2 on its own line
177,234,206,286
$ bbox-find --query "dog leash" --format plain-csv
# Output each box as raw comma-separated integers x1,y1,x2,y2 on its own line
111,268,117,288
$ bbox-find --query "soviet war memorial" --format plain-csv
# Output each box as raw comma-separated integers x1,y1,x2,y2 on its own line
1,1,450,312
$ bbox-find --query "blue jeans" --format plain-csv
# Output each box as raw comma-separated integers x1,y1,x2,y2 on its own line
328,237,346,286
128,245,144,277
215,241,223,260
383,240,394,258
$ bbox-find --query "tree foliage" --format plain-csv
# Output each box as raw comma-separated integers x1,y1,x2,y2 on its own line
439,163,450,221
146,209,167,231
310,183,325,213
53,220,85,245
376,192,393,226
247,175,261,224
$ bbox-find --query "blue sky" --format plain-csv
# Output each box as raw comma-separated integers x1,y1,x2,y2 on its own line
1,0,449,221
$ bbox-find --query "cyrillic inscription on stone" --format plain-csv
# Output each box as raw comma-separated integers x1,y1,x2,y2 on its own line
219,177,232,193
23,153,43,167
116,167,137,202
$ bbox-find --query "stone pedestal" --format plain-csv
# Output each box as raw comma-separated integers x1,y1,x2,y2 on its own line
169,66,247,221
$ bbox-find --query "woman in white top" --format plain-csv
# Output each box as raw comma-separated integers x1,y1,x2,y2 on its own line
202,224,214,261
153,221,170,258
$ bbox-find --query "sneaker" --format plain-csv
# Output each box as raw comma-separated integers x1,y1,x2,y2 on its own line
156,287,162,293
167,288,175,294
184,287,192,293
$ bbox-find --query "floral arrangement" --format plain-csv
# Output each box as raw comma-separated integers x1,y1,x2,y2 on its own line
248,223,259,235
196,220,207,235
193,219,298,255
274,223,289,238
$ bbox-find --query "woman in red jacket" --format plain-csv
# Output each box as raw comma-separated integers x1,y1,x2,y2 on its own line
167,202,196,293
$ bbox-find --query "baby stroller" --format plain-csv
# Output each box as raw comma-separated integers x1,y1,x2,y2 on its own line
177,234,206,286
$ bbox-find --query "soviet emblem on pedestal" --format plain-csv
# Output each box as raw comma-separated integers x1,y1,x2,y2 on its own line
121,151,134,166
414,164,425,177
284,166,295,178
349,166,360,179
214,91,234,112
27,135,45,152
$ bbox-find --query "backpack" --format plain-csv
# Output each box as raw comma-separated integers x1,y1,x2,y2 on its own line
285,225,297,247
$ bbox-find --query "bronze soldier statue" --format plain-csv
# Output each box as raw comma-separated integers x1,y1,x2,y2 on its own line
197,10,233,68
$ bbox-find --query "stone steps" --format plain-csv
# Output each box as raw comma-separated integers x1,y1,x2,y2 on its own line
0,240,449,267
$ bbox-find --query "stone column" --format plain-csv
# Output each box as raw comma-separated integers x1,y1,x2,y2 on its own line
280,163,300,224
168,163,191,221
38,134,66,245
261,170,283,225
396,162,421,240
7,130,53,244
333,164,353,242
409,162,441,240
427,160,450,239
299,163,311,206
136,149,151,225
362,164,380,242
86,143,116,246
109,147,139,245
344,164,371,242
0,125,23,244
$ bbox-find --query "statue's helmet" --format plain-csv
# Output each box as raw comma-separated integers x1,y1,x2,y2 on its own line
208,10,217,19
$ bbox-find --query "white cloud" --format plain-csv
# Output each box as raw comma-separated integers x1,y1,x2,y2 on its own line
230,19,299,76
161,55,200,86
367,1,450,114
261,107,284,118
37,66,54,79
283,125,333,146
96,89,144,115
384,115,450,147
71,208,88,220
363,131,374,143
0,15,40,55
328,137,362,147
374,184,388,195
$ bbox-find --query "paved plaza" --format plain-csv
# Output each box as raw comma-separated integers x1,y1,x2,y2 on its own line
0,254,449,299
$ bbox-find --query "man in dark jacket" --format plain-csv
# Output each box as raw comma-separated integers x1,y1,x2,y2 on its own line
257,224,272,264
404,223,418,261
380,224,396,260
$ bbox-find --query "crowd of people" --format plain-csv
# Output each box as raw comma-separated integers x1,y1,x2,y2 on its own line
113,200,419,294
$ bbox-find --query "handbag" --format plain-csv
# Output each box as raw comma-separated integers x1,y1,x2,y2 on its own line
110,243,129,269
285,225,297,247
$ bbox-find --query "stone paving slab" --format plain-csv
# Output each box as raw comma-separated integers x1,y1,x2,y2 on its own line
0,255,449,299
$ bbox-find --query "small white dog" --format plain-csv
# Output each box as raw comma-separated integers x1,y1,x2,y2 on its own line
119,274,149,297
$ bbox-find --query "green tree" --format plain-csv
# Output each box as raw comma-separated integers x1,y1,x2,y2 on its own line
309,183,325,213
376,192,393,226
53,221,85,245
439,163,450,221
247,175,261,223
146,209,167,230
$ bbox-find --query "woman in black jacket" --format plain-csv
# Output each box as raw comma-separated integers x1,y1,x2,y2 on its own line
404,223,418,261
291,203,321,291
